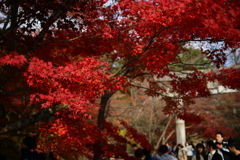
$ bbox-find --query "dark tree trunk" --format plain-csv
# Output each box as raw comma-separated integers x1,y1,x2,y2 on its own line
93,93,113,160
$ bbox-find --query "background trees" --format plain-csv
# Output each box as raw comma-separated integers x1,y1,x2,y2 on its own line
0,0,240,159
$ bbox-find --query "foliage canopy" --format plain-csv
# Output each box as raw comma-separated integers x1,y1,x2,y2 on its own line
0,0,239,159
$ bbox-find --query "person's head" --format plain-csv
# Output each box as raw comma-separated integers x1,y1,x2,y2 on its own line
134,148,145,159
228,138,240,155
196,143,205,153
177,144,184,149
206,140,217,151
215,132,224,143
172,142,176,147
132,144,138,151
158,145,168,154
185,142,189,146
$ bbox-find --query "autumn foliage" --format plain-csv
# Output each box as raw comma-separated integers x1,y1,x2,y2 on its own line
0,0,240,159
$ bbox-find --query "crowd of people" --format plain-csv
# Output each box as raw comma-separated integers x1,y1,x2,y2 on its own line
133,132,240,160
0,132,239,160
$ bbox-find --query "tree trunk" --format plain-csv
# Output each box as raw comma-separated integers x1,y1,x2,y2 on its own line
93,93,113,160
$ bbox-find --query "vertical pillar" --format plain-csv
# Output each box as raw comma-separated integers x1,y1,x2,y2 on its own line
176,119,186,146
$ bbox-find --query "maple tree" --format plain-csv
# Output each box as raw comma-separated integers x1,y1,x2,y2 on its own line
0,0,240,159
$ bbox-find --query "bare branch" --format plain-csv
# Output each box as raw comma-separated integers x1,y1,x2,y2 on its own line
163,129,175,144
154,115,173,150
130,84,181,99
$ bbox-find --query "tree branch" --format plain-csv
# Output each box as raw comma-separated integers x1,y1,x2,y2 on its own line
37,9,63,41
114,26,170,77
170,62,211,66
130,84,178,99
174,39,224,44
154,115,173,150
0,104,69,135
0,87,25,96
39,34,83,46
9,1,19,32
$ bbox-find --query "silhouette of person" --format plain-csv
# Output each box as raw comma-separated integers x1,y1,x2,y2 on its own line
20,136,43,160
